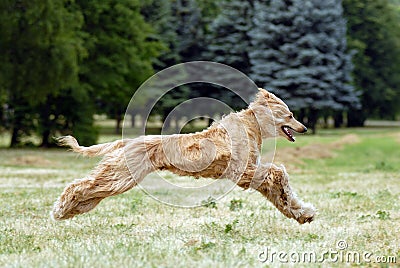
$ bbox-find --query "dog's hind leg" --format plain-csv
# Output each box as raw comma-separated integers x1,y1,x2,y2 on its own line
52,140,155,220
241,164,316,224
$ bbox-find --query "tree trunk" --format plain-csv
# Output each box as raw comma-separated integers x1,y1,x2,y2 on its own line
10,104,24,147
347,109,366,127
174,118,180,134
334,112,343,128
308,109,319,134
323,114,329,128
297,109,306,125
40,102,52,147
130,112,135,128
163,115,172,131
141,114,146,129
115,114,122,134
41,129,51,147
9,92,22,147
10,126,20,147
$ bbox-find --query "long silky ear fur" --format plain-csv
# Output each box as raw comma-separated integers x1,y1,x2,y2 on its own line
253,88,270,105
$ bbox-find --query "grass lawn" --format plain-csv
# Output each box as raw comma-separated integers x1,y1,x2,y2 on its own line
0,128,399,267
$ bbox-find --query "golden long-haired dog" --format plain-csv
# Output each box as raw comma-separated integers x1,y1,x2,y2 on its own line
52,88,316,224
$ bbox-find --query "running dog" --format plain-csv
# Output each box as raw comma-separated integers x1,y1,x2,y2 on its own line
52,88,316,223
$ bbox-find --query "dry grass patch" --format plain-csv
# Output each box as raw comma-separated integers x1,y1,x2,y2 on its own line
8,155,54,167
264,134,361,170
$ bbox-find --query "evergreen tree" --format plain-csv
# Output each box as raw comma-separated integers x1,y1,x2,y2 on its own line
249,0,358,132
142,0,220,67
140,0,223,131
140,0,179,69
205,0,253,74
172,0,205,62
201,0,255,114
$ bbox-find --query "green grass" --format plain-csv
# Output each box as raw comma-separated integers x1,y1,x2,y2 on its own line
305,136,400,173
0,128,399,267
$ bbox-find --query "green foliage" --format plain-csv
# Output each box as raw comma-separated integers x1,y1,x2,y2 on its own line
0,0,163,146
374,161,395,171
376,210,391,220
77,0,163,133
224,219,239,234
36,93,99,147
229,198,243,211
330,191,358,198
143,0,209,67
204,0,253,74
304,233,321,242
0,0,86,146
0,0,82,105
343,0,400,125
140,0,178,69
359,210,391,221
1,0,400,145
200,0,253,113
55,89,99,146
194,241,216,251
201,196,217,209
141,0,229,132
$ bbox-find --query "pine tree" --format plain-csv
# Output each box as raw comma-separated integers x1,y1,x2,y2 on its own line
172,0,205,61
204,0,253,74
200,0,256,112
249,0,359,132
139,0,223,132
140,0,179,69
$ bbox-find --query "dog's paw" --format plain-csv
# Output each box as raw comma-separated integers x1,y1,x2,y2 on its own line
51,202,64,221
293,203,317,224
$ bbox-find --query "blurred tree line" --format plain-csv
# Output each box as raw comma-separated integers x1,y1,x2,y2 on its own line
1,0,400,146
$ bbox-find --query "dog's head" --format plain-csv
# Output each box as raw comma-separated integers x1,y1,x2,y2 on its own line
250,88,307,141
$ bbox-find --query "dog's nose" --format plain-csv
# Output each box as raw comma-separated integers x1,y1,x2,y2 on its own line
303,126,308,133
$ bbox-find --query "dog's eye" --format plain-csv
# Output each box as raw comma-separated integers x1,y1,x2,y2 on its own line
288,114,293,119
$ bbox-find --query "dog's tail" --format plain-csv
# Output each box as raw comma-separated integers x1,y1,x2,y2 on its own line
57,136,124,157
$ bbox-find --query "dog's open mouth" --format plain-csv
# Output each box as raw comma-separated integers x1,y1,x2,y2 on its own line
282,126,296,142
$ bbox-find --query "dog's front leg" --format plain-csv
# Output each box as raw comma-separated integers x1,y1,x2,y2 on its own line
241,164,316,224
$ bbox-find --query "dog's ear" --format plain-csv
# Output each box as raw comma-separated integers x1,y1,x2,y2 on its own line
258,88,268,95
258,88,274,99
255,90,266,105
254,88,271,105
